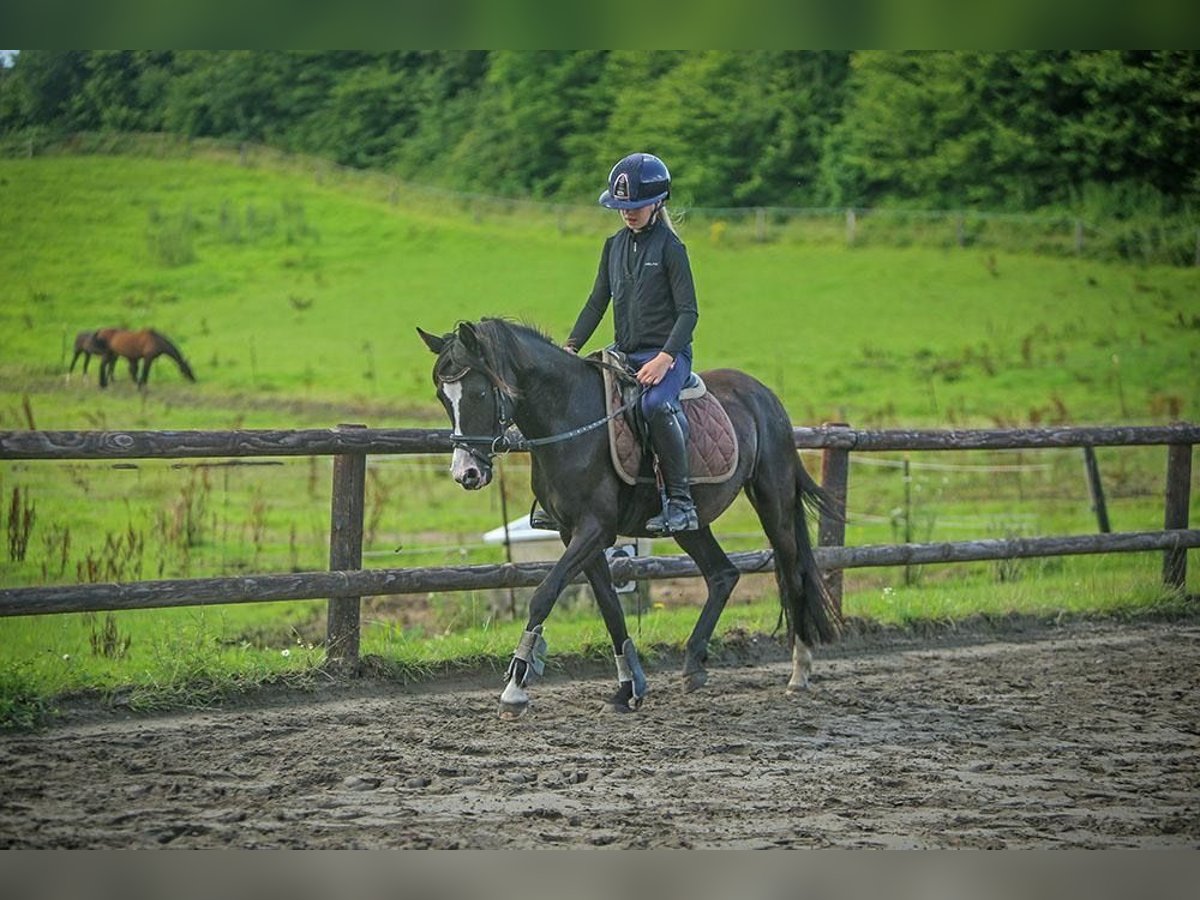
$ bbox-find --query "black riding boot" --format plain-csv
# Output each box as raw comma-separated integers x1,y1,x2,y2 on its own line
645,405,699,534
528,500,560,531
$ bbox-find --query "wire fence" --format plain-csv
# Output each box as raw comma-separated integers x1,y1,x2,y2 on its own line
5,131,1198,267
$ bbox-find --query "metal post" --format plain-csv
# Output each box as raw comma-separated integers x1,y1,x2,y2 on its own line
327,423,366,672
1082,446,1111,533
902,456,914,585
1163,444,1193,593
818,423,851,615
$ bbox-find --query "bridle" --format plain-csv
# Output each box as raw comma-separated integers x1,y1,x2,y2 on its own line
439,357,644,462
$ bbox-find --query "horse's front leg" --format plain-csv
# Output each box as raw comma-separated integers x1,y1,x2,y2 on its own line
499,524,606,720
581,552,648,713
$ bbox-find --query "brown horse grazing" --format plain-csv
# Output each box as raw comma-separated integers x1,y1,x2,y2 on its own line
67,330,110,378
97,328,196,389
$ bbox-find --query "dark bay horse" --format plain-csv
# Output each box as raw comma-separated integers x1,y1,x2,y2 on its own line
419,319,838,719
96,328,196,389
68,330,109,378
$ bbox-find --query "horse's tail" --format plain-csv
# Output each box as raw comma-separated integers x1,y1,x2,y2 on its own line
151,329,196,381
788,460,841,646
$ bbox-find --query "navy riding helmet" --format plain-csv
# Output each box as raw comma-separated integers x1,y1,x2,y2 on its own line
599,153,671,209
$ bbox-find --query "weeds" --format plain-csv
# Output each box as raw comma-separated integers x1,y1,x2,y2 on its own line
0,664,50,730
162,467,212,549
289,523,300,571
248,488,269,566
364,467,390,547
39,522,71,580
7,486,35,562
76,525,144,583
87,613,131,660
988,519,1030,583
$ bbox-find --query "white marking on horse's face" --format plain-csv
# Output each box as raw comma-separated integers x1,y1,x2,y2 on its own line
442,379,490,488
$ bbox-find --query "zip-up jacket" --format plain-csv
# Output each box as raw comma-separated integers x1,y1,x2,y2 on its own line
566,217,698,358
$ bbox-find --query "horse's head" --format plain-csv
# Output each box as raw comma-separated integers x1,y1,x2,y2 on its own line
418,322,513,491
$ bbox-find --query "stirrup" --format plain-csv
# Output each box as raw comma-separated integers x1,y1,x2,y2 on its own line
528,503,560,531
646,498,699,534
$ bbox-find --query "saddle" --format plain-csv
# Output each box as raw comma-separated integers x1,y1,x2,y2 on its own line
594,349,739,486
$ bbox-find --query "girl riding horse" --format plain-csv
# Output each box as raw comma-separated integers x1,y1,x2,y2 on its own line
421,318,839,720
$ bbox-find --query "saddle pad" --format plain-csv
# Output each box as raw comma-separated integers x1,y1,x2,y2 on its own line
598,351,739,487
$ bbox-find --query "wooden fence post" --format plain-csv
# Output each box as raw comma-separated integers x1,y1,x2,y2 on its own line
326,423,366,672
845,209,857,246
1163,443,1193,593
1083,446,1111,533
818,423,852,616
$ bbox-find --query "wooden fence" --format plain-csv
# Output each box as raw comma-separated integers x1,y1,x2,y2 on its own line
1,423,1196,670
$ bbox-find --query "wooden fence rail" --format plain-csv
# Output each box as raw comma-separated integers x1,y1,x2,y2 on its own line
2,423,1196,669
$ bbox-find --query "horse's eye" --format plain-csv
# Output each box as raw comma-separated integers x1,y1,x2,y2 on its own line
475,389,488,400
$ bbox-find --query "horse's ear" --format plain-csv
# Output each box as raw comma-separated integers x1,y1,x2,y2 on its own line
456,321,481,356
417,327,446,354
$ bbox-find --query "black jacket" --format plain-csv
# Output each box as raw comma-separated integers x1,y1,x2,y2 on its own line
567,217,698,358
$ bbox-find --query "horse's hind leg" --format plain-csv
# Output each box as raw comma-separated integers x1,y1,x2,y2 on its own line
745,470,819,694
672,527,741,692
581,551,647,713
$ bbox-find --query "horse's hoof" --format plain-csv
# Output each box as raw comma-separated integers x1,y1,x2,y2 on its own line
498,701,529,720
786,678,810,695
610,684,644,714
681,669,708,693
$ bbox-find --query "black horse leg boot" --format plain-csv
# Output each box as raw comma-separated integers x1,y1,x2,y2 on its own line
645,405,700,534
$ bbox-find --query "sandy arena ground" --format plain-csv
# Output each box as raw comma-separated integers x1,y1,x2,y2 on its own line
1,616,1197,848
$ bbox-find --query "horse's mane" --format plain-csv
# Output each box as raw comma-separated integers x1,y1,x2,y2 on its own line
439,318,564,399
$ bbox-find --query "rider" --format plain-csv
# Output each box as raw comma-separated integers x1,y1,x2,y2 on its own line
533,152,700,534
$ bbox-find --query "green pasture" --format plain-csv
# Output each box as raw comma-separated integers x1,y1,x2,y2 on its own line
1,152,1197,724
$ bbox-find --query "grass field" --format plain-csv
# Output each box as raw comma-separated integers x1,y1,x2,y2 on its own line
1,149,1197,723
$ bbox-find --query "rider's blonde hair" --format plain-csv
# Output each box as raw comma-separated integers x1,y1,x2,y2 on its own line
659,205,680,235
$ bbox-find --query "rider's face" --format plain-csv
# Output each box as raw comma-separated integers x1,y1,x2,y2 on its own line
621,204,655,231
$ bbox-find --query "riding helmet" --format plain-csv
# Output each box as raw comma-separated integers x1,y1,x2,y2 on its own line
599,153,671,209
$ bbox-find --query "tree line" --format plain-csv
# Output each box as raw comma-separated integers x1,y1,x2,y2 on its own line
2,50,1197,215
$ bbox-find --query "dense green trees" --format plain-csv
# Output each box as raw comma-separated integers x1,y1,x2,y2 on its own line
1,50,1196,214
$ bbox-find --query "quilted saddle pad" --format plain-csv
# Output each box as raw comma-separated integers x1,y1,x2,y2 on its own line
597,350,739,487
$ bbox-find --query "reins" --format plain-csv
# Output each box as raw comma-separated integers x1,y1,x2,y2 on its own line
444,354,644,458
